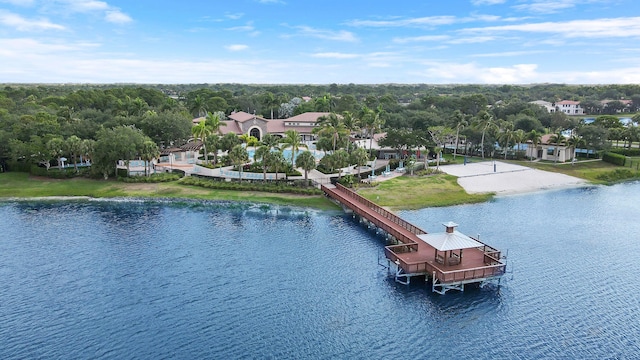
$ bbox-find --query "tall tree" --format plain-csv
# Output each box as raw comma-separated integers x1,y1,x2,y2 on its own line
280,129,307,166
140,140,159,177
314,112,348,152
65,135,83,172
228,144,249,182
191,120,212,165
473,110,496,159
451,110,467,159
295,150,316,186
548,128,566,163
527,130,542,161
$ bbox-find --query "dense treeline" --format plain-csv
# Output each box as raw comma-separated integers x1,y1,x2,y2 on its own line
2,83,639,178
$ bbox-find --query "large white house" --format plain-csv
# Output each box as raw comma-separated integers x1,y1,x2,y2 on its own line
555,100,584,115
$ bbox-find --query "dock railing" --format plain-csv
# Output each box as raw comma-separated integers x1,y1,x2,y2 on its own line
333,183,427,236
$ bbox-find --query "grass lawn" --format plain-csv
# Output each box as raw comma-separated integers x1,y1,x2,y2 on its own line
505,159,634,183
356,174,494,210
0,172,339,210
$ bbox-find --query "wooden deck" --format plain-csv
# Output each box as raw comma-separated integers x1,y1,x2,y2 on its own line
322,183,506,293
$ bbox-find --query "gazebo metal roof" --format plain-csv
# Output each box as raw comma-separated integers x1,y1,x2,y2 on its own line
417,222,484,251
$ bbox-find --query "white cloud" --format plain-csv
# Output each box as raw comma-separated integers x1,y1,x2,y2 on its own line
0,10,65,31
348,16,459,28
225,44,249,51
393,35,450,44
513,1,576,14
0,0,36,5
225,13,244,20
287,25,358,42
348,14,505,28
311,52,359,59
415,61,540,83
471,0,506,5
62,0,109,13
227,22,255,32
461,17,640,38
512,0,615,14
471,50,550,57
105,10,132,24
448,36,497,44
0,38,98,57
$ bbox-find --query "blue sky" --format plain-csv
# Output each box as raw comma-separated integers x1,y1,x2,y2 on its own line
1,0,640,84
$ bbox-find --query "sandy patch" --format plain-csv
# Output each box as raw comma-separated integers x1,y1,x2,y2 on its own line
440,161,588,195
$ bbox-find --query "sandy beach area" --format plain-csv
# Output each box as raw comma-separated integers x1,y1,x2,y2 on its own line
437,161,588,195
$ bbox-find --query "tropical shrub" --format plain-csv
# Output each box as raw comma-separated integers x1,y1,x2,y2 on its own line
602,152,626,166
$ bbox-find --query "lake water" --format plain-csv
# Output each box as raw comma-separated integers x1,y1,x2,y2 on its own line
1,182,640,359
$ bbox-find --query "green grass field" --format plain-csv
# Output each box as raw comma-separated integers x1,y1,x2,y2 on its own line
357,174,493,209
0,172,339,210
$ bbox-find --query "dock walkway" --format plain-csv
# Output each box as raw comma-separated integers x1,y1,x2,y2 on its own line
321,183,506,294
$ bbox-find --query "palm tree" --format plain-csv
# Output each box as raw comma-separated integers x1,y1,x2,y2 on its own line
205,111,226,135
314,112,347,152
451,110,467,160
255,144,271,182
351,147,369,180
548,128,566,163
82,139,95,166
204,135,221,166
46,137,65,170
295,150,316,186
498,121,514,160
271,151,285,181
474,111,496,159
189,95,207,118
333,149,349,179
527,130,542,161
513,129,526,159
191,120,212,164
567,134,586,162
341,111,360,134
228,144,249,182
140,140,159,176
280,130,307,166
359,105,385,158
65,135,83,173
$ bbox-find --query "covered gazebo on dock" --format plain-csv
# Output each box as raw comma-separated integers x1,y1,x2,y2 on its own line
417,222,484,267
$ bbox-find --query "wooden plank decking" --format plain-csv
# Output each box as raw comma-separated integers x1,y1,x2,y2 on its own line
322,183,506,290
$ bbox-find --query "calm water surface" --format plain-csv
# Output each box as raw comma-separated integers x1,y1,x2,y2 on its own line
1,182,640,359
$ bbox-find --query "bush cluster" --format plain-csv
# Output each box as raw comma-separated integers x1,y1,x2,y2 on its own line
602,152,626,166
609,148,640,157
596,169,639,182
180,176,323,195
119,173,182,183
30,165,89,179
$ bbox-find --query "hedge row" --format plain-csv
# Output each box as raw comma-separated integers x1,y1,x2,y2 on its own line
30,165,90,179
602,152,626,166
119,173,182,183
180,177,323,195
609,148,640,157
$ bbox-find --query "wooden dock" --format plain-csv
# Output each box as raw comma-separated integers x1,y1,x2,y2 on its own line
321,183,506,294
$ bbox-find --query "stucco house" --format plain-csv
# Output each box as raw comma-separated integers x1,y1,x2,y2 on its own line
526,134,573,162
530,100,556,113
556,100,584,115
193,111,330,141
